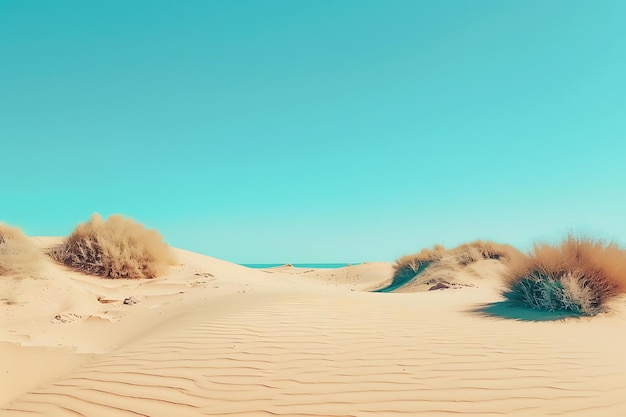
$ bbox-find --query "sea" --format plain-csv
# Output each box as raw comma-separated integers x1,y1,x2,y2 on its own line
242,263,360,269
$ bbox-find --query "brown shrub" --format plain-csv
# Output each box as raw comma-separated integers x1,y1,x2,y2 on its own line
51,214,176,278
393,245,446,281
503,236,626,315
0,223,44,276
448,240,522,266
393,240,519,280
379,240,521,293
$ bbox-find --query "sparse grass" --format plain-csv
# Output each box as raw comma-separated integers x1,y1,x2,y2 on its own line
392,240,519,284
0,223,44,276
380,240,523,293
503,236,626,316
51,214,176,279
392,245,446,283
448,240,521,266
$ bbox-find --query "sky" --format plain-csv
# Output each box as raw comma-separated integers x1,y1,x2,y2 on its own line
1,1,626,263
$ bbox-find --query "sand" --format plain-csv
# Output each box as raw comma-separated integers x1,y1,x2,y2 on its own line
2,239,626,416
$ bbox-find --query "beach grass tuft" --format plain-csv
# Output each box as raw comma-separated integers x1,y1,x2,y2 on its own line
392,245,446,284
448,240,520,266
392,240,519,285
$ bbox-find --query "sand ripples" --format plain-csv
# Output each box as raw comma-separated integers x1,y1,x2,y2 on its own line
3,294,626,416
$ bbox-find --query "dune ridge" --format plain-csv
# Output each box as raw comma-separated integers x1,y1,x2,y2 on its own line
379,241,520,293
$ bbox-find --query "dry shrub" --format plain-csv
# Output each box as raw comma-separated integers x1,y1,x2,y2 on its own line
0,223,44,276
51,214,176,278
503,236,626,315
393,245,446,282
448,240,521,266
392,240,519,283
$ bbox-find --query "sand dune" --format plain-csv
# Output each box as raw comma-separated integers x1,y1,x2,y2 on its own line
260,262,394,291
2,239,626,416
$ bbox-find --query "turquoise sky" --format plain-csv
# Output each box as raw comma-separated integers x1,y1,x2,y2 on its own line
2,1,626,263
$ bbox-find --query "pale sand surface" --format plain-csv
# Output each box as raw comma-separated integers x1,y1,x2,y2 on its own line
2,238,626,416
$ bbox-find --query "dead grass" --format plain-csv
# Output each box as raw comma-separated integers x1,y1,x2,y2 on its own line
448,240,521,266
51,214,176,279
0,223,44,276
393,245,446,282
392,241,519,284
503,236,626,315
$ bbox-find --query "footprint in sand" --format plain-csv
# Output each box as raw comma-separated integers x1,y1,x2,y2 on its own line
187,272,215,287
51,313,82,324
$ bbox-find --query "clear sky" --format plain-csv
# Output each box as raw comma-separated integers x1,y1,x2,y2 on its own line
2,1,626,263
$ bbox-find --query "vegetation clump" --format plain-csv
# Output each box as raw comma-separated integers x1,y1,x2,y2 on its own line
392,241,519,282
0,223,44,276
392,245,446,283
503,236,626,316
51,214,176,279
448,240,520,266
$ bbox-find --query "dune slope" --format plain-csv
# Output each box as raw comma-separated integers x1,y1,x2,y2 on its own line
2,241,626,416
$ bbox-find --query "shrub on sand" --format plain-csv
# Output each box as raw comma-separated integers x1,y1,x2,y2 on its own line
503,236,626,316
393,240,519,282
393,245,446,282
448,240,520,266
51,214,176,279
0,223,43,276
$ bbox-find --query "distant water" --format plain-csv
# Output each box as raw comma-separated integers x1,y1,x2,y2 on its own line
243,263,360,269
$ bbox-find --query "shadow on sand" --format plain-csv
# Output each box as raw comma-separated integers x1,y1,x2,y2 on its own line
471,301,582,322
372,261,432,293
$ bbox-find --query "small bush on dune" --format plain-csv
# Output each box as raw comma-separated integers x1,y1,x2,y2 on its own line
51,214,176,279
0,223,44,276
393,245,446,282
503,236,626,316
392,240,519,283
449,240,521,266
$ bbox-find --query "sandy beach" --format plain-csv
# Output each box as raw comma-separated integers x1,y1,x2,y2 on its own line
4,0,626,415
1,238,625,416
